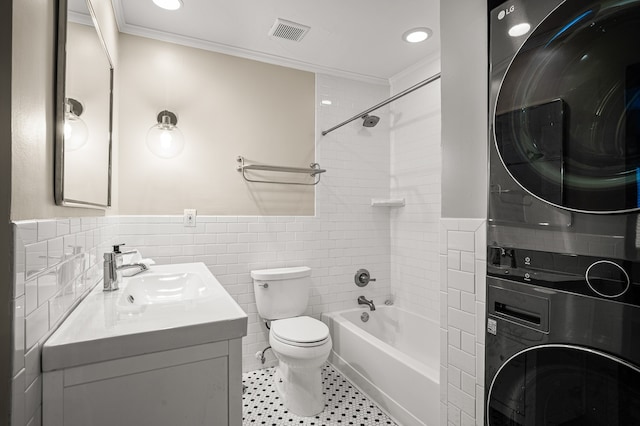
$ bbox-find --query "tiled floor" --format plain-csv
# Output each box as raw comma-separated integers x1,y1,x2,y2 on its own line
242,364,398,425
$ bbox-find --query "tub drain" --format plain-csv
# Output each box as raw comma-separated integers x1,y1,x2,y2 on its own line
361,312,369,322
127,294,135,304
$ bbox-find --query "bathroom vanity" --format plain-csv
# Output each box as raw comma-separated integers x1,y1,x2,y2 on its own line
42,263,247,426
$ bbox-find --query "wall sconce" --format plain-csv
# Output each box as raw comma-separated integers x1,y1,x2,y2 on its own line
146,110,185,159
64,98,88,151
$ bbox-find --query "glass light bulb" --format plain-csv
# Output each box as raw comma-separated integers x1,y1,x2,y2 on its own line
160,130,173,148
64,115,89,151
146,121,185,159
64,122,72,139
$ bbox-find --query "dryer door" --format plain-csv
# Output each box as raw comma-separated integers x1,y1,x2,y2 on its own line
494,0,640,213
487,345,640,425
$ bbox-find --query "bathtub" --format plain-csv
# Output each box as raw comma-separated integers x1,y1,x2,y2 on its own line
322,306,439,426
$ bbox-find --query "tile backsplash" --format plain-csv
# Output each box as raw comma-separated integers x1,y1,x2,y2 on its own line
11,217,118,426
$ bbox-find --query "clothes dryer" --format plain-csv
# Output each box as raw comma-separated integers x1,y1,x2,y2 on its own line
486,271,640,425
485,245,640,425
489,0,640,260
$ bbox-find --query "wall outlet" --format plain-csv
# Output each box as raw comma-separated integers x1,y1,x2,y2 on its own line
183,209,197,227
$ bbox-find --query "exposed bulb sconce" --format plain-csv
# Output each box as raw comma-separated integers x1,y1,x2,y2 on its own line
64,98,89,151
146,110,185,159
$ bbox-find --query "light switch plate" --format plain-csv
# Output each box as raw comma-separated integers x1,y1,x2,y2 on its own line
184,209,197,227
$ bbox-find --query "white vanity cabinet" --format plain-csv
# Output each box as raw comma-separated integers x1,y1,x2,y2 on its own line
43,339,242,426
42,263,247,426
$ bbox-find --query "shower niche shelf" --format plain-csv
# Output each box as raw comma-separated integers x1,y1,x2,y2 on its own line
371,198,405,207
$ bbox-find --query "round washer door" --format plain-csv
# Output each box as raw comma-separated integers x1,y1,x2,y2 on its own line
494,0,640,213
487,345,640,425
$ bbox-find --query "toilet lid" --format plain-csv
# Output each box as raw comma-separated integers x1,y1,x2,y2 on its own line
271,316,329,344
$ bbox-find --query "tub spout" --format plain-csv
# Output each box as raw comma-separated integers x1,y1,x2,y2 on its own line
358,295,376,311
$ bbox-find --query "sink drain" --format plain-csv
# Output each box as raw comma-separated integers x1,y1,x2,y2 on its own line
127,295,135,304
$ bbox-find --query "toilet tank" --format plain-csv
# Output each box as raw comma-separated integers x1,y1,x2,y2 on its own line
251,266,311,320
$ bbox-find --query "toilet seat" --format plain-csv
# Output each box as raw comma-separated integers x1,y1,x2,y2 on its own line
271,316,330,347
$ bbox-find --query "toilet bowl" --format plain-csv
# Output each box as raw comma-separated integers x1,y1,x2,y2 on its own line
251,267,332,417
269,316,332,416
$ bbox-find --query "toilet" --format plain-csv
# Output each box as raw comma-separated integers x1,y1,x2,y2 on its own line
251,266,332,417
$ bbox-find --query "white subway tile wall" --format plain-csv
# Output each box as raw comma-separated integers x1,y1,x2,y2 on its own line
11,217,118,426
389,57,442,321
440,218,486,426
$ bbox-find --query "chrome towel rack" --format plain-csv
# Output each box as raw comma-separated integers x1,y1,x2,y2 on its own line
236,156,326,186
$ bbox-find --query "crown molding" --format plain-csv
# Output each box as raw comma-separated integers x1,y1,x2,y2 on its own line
389,51,441,87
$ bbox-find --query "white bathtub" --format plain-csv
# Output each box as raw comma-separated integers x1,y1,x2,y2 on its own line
322,306,439,426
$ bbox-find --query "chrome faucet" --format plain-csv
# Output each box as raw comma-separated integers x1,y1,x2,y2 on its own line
103,244,148,292
103,250,121,292
357,295,376,311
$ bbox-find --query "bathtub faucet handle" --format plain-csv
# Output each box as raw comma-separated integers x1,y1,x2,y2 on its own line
355,269,376,287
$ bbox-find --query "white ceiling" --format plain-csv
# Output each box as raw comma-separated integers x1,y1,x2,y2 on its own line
109,0,440,84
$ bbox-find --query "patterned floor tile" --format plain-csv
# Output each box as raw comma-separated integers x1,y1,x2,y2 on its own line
243,364,398,425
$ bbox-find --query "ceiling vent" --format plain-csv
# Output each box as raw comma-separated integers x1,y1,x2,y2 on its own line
268,18,310,42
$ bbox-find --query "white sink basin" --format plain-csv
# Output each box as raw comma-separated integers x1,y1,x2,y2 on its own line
119,272,212,306
42,263,248,372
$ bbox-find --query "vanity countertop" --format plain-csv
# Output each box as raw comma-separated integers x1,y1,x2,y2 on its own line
42,262,248,372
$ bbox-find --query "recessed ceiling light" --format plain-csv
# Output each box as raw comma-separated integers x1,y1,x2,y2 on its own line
321,100,332,105
153,0,183,11
402,27,432,43
508,23,531,37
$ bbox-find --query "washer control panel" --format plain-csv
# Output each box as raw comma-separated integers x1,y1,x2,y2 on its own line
487,246,640,305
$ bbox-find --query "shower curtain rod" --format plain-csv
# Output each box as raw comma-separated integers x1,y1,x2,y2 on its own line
321,72,442,136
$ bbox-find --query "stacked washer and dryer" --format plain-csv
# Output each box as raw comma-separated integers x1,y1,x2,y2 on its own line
486,0,640,424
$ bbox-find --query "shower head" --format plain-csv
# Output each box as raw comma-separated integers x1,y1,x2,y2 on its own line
362,114,380,127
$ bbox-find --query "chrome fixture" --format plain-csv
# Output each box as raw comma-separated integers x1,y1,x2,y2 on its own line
146,110,185,158
360,312,370,322
357,295,376,311
103,244,148,291
236,155,326,186
321,72,441,136
362,114,380,128
354,269,376,287
103,250,120,292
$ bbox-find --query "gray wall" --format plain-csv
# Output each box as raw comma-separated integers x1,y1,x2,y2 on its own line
441,0,488,219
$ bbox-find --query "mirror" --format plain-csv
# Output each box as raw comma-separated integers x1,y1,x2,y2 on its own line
55,0,113,208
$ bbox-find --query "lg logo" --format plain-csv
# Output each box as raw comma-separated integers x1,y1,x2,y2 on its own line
498,5,515,20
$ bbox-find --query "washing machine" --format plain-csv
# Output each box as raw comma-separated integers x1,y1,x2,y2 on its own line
485,248,640,425
487,0,640,424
